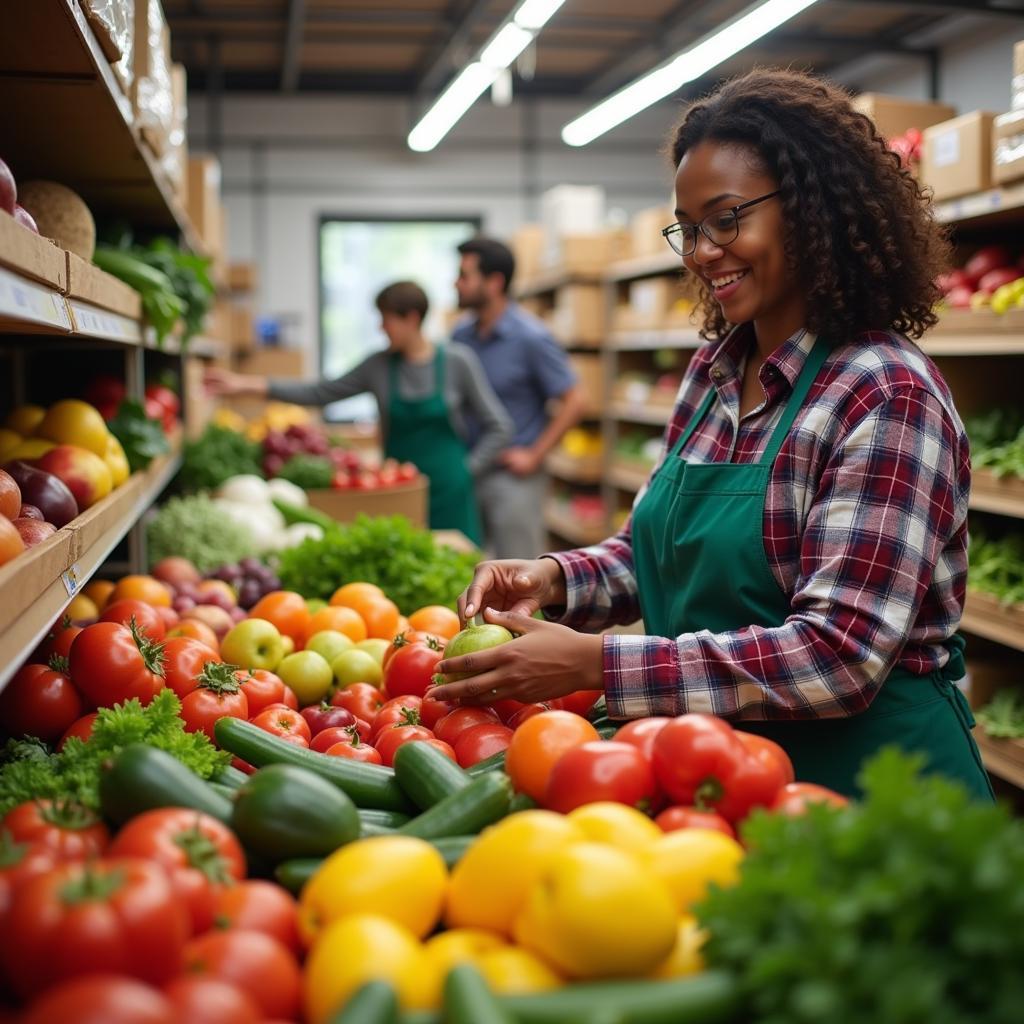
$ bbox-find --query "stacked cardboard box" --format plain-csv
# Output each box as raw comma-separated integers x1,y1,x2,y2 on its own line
79,0,134,96
922,112,996,200
132,0,173,158
993,42,1024,186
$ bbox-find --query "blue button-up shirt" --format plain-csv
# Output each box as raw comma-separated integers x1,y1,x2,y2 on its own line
452,303,577,449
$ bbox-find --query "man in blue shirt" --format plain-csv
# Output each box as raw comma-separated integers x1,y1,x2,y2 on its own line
453,237,586,558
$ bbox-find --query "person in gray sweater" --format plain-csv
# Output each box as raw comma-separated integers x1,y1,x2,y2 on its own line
204,281,510,544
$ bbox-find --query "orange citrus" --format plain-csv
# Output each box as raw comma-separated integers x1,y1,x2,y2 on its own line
330,582,384,608
359,597,401,640
82,579,116,609
108,574,172,608
304,605,368,645
249,591,311,646
408,605,461,640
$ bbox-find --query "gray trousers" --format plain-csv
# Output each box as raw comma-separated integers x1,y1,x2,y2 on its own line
475,469,549,559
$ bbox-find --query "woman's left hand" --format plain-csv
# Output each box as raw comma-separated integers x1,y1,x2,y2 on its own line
428,608,604,706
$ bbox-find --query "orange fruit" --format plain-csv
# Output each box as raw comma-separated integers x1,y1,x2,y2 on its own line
330,582,384,608
408,605,461,641
0,516,25,567
304,605,368,645
82,579,116,609
505,711,600,803
249,590,311,646
396,615,410,634
167,619,220,652
359,597,401,640
107,574,172,608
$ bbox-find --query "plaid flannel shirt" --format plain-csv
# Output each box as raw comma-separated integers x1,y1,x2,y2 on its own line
546,326,971,721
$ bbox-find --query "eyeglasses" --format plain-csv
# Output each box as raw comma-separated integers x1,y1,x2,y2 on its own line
661,191,781,257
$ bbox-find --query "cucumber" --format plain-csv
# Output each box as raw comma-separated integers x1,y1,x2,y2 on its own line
393,741,472,810
443,964,515,1024
430,834,475,868
211,763,250,790
466,750,507,776
99,744,233,827
275,857,322,894
208,782,238,801
273,498,338,532
508,792,536,814
397,772,512,840
215,718,413,813
358,807,411,836
329,980,398,1024
232,763,360,862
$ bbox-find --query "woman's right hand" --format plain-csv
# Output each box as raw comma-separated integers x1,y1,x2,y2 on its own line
458,558,567,623
203,367,268,397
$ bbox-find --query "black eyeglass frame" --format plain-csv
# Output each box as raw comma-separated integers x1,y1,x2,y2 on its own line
661,190,782,257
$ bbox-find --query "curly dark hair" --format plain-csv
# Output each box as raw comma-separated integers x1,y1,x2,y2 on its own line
668,68,951,342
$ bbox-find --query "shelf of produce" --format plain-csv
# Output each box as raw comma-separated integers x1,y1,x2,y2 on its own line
606,459,653,493
515,267,603,299
609,328,703,351
606,252,681,281
968,469,1024,519
608,400,674,426
545,451,604,484
934,180,1024,228
543,503,608,547
959,590,1024,653
0,0,203,252
0,263,73,335
975,727,1024,791
0,441,182,692
918,332,1024,357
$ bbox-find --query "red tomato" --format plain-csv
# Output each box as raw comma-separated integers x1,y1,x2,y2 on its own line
383,642,443,700
212,880,302,955
280,685,299,710
1,857,189,999
433,706,499,746
655,806,737,839
615,716,670,763
0,661,84,741
381,629,442,671
736,730,796,785
301,702,356,736
370,696,424,740
453,722,514,768
543,741,657,814
250,705,311,742
100,599,167,641
156,606,179,630
421,737,458,762
184,929,302,1021
419,694,457,729
58,711,98,750
506,703,550,729
162,636,220,699
375,724,435,767
489,698,530,724
331,682,384,723
234,669,288,716
310,724,363,753
70,621,165,708
652,714,787,823
548,689,604,717
325,738,383,764
770,782,849,817
180,665,250,742
37,617,83,662
108,809,246,935
21,975,175,1024
0,838,59,921
163,976,261,1024
2,800,109,859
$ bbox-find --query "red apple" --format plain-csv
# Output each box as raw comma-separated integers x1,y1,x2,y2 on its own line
18,504,43,521
0,157,15,215
977,267,1023,295
152,555,201,590
13,204,37,233
12,518,56,547
946,285,973,309
182,604,234,639
196,578,237,608
964,246,1012,286
35,445,112,510
936,269,971,294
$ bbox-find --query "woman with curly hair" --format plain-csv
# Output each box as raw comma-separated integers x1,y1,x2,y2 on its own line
430,68,993,800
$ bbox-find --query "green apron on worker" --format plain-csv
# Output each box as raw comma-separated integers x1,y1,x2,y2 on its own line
386,347,482,545
631,335,993,800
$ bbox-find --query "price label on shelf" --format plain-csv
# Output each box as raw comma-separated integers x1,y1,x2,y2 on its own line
61,564,82,598
0,266,71,330
68,300,143,344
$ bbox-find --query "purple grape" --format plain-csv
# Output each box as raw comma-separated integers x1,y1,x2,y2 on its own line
239,557,263,574
237,578,262,609
214,565,242,584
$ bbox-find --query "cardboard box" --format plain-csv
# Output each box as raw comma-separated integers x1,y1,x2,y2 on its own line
160,63,188,201
569,353,603,413
0,211,68,290
306,479,428,528
629,276,678,329
852,94,956,139
511,225,545,284
994,109,1024,184
922,112,996,200
552,284,605,345
546,233,615,274
186,156,222,254
132,0,173,156
229,303,254,351
541,185,605,268
630,206,675,259
236,348,306,378
227,262,258,294
65,252,141,319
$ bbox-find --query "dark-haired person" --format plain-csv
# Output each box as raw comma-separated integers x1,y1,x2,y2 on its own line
431,70,993,800
453,237,586,558
205,280,510,545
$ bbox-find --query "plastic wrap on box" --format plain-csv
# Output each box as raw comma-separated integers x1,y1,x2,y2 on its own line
79,0,129,61
134,0,173,156
161,62,189,199
994,109,1024,185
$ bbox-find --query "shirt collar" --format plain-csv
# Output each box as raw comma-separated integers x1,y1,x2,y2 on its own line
710,324,816,392
471,303,518,343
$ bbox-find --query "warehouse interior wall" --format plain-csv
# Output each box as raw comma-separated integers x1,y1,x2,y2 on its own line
189,11,1024,374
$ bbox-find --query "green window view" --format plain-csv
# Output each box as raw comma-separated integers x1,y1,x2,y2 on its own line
318,218,479,421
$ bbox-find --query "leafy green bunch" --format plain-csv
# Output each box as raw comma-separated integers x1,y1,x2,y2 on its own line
181,425,263,493
147,493,257,572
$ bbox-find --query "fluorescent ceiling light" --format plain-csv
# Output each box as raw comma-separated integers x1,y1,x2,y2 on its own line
408,63,500,152
562,0,822,147
514,0,566,31
480,23,534,69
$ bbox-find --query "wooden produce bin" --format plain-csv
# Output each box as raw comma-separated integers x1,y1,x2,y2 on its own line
306,478,429,527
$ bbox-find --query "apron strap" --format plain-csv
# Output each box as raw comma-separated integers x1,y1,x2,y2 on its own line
668,388,716,459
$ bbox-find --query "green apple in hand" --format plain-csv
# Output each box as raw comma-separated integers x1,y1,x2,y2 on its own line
355,638,390,667
306,629,355,665
221,617,285,671
331,648,382,688
277,650,334,706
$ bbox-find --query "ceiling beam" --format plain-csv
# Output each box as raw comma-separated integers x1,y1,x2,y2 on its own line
412,0,495,105
281,0,307,92
852,0,1024,17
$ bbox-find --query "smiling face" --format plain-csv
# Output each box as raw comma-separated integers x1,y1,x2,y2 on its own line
675,140,806,350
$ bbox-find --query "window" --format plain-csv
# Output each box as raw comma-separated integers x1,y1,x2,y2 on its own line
318,216,480,421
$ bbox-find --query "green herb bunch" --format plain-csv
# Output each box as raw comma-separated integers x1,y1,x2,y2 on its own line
147,493,257,572
976,688,1024,739
276,454,334,490
107,398,170,471
180,425,264,493
968,530,1024,606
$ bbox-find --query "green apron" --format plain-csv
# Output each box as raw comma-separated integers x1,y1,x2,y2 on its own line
386,347,482,545
631,336,993,800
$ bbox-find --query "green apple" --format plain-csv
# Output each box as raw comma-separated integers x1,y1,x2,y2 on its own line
355,638,390,667
277,650,333,706
280,635,296,658
306,629,355,665
221,617,285,671
306,598,328,614
331,648,383,688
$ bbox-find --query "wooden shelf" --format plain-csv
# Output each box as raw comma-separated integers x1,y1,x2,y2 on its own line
608,400,673,426
918,333,1024,357
606,252,681,281
969,469,1024,519
960,590,1024,653
543,503,608,547
975,726,1024,791
934,180,1024,229
606,459,653,492
515,267,603,299
545,450,603,484
0,0,202,252
609,328,702,351
0,441,183,692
